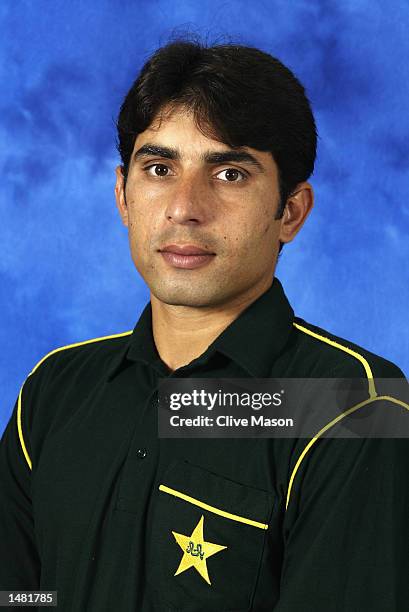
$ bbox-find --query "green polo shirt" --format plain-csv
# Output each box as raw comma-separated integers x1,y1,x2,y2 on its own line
1,276,408,611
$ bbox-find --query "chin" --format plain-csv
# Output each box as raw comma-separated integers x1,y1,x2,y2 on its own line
155,291,212,308
150,282,227,308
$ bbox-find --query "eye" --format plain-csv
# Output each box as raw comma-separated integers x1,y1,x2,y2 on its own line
142,163,247,182
143,163,173,177
216,168,247,182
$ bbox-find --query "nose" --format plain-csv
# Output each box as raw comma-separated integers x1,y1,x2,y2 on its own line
164,172,211,226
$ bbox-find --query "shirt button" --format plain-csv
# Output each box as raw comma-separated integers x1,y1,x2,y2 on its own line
136,447,147,459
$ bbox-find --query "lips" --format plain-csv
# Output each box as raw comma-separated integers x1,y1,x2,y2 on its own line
159,244,215,255
158,244,216,270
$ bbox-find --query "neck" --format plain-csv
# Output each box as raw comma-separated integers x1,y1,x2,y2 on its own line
150,277,274,372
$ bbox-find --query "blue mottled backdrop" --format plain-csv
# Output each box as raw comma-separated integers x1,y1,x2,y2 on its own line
1,1,408,434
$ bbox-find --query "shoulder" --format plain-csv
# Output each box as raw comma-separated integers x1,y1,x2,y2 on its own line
24,329,133,384
16,329,133,470
21,327,134,409
283,317,408,512
291,316,406,379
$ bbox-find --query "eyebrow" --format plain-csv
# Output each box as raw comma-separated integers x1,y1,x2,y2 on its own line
133,143,266,173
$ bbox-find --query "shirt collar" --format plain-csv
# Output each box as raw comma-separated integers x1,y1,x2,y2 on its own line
106,275,294,381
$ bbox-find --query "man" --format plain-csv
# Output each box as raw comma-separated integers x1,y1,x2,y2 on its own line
1,38,408,611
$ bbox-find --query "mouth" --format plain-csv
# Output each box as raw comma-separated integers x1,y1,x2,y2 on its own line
158,244,216,270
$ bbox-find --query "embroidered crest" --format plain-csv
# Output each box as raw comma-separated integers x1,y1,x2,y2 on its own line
172,515,227,585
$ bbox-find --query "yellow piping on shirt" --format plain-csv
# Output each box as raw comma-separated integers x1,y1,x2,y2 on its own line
293,322,377,398
17,330,133,471
159,484,269,530
285,394,409,510
286,321,408,510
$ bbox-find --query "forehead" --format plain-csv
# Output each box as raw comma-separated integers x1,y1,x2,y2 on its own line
134,109,213,152
132,106,277,174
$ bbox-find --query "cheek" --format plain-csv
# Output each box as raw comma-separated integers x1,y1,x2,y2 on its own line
262,219,273,236
254,202,277,238
127,210,164,258
127,200,151,231
239,208,273,239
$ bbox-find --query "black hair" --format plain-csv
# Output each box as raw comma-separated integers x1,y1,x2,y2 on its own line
116,33,318,254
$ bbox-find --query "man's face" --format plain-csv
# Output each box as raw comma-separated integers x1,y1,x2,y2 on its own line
115,106,287,308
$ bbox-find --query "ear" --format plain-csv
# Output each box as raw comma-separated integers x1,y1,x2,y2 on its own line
278,182,314,245
114,165,129,227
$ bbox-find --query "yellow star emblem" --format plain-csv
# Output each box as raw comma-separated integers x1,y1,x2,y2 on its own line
172,515,227,585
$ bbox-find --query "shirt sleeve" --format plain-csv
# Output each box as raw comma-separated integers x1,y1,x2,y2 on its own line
273,435,409,611
0,389,41,592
